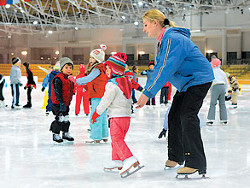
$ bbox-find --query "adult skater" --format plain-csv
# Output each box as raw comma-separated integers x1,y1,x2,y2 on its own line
136,9,214,177
206,58,228,126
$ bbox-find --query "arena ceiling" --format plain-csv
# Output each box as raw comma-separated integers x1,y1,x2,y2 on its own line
0,0,250,34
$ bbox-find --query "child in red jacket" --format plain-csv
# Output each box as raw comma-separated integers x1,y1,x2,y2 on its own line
50,57,75,143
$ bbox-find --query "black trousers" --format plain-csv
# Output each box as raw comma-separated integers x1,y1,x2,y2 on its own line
160,87,169,104
168,82,211,171
50,104,70,134
0,80,4,101
26,86,33,105
146,97,155,105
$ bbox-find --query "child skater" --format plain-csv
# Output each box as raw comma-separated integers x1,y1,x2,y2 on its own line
10,57,22,109
0,74,6,107
41,62,60,115
75,64,89,116
23,62,36,108
50,57,75,143
91,53,143,178
76,44,109,143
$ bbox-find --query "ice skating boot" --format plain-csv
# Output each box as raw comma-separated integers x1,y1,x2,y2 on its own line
165,160,182,170
53,134,63,143
220,120,228,125
176,167,207,179
62,132,74,141
23,103,32,108
104,160,123,172
119,156,144,178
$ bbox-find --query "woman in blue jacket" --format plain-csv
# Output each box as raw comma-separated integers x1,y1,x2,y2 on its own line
136,9,214,177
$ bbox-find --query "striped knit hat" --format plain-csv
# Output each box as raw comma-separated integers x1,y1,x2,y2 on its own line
105,52,127,76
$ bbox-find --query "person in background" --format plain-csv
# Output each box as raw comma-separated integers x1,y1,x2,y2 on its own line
227,73,240,109
41,62,60,115
10,57,22,109
137,9,214,177
131,65,139,104
23,62,36,108
141,61,155,105
160,81,172,106
0,74,6,107
75,64,90,116
206,58,228,126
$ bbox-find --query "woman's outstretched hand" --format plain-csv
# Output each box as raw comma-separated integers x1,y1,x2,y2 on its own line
136,94,149,109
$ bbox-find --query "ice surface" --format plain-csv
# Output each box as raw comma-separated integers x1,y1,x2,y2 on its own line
0,78,250,188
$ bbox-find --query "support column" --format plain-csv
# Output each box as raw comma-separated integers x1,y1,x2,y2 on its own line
222,13,227,65
237,31,242,59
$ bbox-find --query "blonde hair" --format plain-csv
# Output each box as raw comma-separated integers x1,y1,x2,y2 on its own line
143,9,176,27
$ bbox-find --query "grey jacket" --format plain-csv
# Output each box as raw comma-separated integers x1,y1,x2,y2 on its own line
10,65,22,84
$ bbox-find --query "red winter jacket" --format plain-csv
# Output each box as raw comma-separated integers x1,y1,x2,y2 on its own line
51,72,74,106
87,63,107,98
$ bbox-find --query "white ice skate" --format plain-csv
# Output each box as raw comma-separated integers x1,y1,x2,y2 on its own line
119,156,144,178
85,139,101,144
104,160,123,172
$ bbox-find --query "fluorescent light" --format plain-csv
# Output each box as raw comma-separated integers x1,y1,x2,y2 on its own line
55,51,60,55
21,51,28,56
75,27,79,30
121,16,126,20
48,30,53,34
134,21,139,26
206,50,213,53
33,21,38,25
138,1,143,6
6,4,10,8
138,51,145,55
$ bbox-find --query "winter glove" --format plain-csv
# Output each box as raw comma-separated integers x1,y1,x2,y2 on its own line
59,103,66,113
41,87,45,92
24,86,27,90
91,110,100,124
158,128,167,139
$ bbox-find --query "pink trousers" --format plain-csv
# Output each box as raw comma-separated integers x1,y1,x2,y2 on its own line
110,117,133,161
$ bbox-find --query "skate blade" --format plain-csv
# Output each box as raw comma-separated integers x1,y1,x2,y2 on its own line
176,172,209,180
85,140,101,144
120,165,144,178
164,164,182,170
104,167,122,173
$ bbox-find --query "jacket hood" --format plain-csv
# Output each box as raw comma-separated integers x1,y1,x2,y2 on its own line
166,27,191,38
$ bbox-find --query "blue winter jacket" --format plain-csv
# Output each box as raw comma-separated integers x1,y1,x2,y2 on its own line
141,69,154,85
143,27,214,98
47,71,60,95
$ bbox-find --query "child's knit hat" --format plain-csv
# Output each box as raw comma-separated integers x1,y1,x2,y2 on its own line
59,57,73,70
105,52,127,76
211,58,221,68
90,44,107,63
12,57,21,65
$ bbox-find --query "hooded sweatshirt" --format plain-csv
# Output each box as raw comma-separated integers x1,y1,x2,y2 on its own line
143,27,214,98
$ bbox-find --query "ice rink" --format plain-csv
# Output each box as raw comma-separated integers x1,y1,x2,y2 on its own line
1,77,250,188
